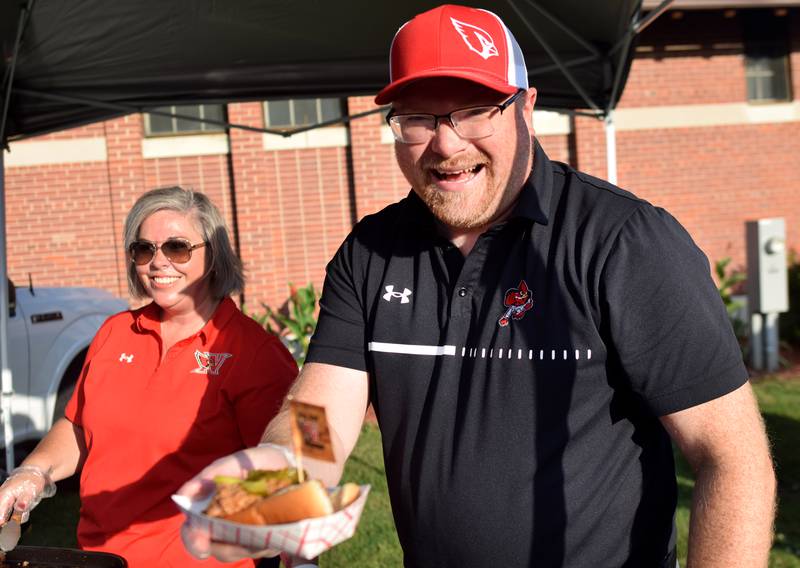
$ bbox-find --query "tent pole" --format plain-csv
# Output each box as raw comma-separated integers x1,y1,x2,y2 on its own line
0,152,15,474
634,0,675,34
605,30,636,117
604,111,618,185
14,87,386,139
528,55,601,78
505,0,601,112
0,0,31,476
601,0,674,185
606,0,675,115
1,0,34,146
519,0,601,57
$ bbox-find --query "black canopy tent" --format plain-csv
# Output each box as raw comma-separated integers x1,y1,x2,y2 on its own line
0,0,669,471
1,0,660,140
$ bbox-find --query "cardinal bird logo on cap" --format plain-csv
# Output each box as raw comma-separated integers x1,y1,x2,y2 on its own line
498,280,533,327
450,17,499,60
191,350,232,375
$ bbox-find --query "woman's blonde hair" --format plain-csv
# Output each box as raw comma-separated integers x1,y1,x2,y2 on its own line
123,187,244,299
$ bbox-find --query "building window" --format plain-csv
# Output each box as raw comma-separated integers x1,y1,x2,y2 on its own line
745,45,791,102
144,104,226,136
743,11,792,103
263,98,345,128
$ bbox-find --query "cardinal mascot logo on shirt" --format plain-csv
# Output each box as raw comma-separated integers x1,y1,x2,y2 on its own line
498,280,533,327
191,350,232,375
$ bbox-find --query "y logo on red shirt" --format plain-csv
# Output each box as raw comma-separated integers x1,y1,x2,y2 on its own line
191,350,232,375
498,280,533,327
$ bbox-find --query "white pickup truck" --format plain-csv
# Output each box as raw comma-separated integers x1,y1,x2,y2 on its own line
4,279,128,452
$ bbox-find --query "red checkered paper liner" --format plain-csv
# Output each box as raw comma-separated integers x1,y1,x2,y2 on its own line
172,485,370,559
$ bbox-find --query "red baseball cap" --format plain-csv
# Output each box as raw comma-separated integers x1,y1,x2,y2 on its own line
375,4,528,105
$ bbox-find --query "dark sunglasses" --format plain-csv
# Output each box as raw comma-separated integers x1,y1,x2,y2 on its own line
128,238,206,265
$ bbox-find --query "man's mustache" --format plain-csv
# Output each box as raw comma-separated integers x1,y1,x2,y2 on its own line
418,153,490,172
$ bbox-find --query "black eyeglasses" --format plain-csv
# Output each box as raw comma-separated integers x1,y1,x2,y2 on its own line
128,238,206,265
386,89,526,144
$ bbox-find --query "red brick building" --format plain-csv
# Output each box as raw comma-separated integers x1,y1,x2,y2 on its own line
3,3,799,311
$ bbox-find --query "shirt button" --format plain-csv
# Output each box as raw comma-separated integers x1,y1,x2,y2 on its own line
457,287,468,297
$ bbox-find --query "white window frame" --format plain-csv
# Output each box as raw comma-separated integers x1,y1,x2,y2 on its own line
143,104,226,137
262,98,345,129
262,98,348,150
744,48,792,104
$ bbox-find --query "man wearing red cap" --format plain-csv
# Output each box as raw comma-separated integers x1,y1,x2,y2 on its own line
181,5,775,567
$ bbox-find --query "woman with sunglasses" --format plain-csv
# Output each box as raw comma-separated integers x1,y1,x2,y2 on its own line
0,187,297,568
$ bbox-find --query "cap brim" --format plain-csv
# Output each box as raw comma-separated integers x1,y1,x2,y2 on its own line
375,69,519,105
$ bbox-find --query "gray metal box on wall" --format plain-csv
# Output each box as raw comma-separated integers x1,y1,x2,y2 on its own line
746,218,788,314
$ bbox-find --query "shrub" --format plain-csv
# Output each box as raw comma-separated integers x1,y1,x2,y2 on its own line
779,250,800,348
246,283,318,365
715,257,747,343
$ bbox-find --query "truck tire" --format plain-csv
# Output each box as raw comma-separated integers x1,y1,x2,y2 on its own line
53,350,87,423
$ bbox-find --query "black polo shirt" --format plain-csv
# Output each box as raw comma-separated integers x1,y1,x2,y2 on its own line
306,142,747,567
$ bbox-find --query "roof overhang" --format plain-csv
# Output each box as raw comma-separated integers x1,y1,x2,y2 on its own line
643,0,800,9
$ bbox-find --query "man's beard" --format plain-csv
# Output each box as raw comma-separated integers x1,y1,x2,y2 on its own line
414,151,501,230
416,175,499,230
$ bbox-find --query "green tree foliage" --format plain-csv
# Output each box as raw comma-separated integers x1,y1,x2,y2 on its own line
715,257,747,342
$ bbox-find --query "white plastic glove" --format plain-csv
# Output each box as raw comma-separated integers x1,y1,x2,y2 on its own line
0,465,57,524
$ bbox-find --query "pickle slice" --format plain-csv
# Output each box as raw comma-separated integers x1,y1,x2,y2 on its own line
214,468,305,496
213,475,245,486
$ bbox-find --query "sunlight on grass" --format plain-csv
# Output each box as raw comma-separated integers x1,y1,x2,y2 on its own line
322,423,402,567
675,378,800,567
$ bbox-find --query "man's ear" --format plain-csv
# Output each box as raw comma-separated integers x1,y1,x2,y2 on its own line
522,87,537,135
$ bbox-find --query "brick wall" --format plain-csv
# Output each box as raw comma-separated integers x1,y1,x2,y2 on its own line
574,8,800,275
623,10,746,107
5,119,130,297
347,96,409,220
5,160,120,293
617,123,800,271
226,102,356,310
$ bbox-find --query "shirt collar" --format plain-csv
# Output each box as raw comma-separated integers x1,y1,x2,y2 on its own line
509,139,552,226
133,296,237,345
134,301,161,334
200,297,237,345
403,190,438,234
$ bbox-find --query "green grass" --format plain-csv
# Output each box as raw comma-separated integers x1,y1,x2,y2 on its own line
757,380,800,565
17,379,800,566
321,424,402,567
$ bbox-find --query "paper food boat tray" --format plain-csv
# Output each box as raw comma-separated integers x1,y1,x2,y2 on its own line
172,484,370,559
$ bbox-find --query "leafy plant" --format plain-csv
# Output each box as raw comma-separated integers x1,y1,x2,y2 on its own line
779,249,800,348
247,283,318,365
715,257,747,344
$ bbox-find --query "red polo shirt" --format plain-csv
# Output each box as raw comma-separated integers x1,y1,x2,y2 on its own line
65,297,297,568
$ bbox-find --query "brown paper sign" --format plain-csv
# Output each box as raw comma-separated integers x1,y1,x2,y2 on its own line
288,399,336,463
